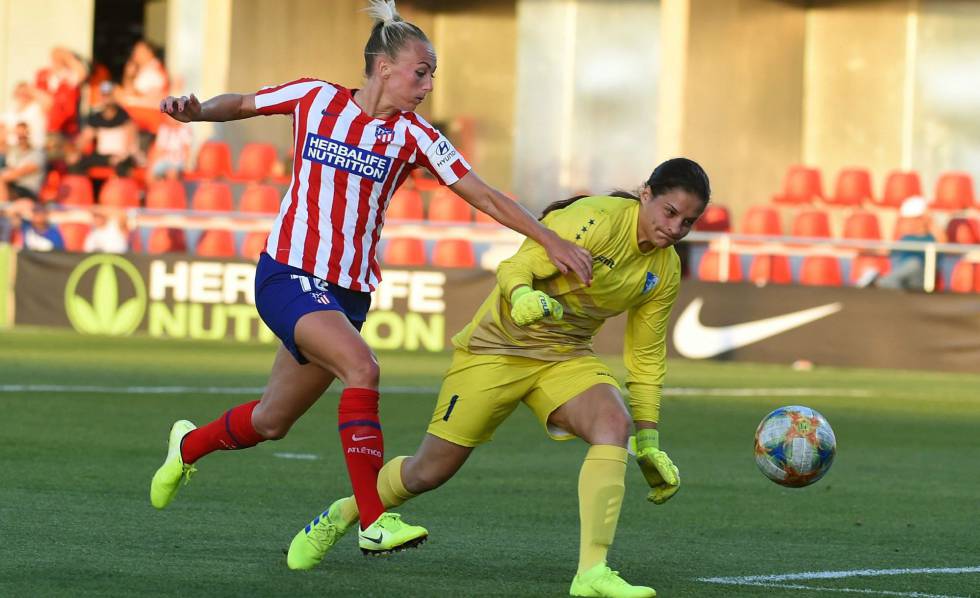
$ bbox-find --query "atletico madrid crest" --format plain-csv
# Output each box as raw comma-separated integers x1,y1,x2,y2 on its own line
375,126,395,144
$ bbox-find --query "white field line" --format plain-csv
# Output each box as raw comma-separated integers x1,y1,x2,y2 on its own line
272,452,319,461
698,566,980,598
0,384,873,398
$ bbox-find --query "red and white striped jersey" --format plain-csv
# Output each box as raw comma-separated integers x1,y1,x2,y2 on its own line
254,78,471,291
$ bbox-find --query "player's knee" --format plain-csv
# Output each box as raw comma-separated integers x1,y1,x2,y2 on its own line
592,409,632,446
342,356,380,389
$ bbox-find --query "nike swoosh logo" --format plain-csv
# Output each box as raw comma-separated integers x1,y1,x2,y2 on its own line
351,434,377,442
672,298,842,359
362,532,384,544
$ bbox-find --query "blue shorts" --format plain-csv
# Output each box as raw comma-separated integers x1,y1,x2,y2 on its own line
255,252,371,364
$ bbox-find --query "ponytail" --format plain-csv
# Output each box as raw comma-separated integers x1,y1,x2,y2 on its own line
363,0,430,76
540,190,639,219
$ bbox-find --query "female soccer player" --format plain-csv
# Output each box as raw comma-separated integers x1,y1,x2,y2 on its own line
149,0,592,558
287,158,709,597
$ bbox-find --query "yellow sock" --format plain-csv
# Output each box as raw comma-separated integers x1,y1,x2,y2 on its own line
577,444,628,574
336,456,415,526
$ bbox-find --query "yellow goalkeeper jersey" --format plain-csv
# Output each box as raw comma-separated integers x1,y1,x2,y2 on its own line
451,195,681,421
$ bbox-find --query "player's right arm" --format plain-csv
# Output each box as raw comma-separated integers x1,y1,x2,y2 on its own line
160,93,258,123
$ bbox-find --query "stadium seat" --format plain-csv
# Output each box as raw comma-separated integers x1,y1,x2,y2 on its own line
949,261,980,293
187,140,233,180
382,237,426,266
740,205,782,236
931,172,976,211
432,238,476,268
799,255,843,286
842,210,882,240
427,188,473,222
791,209,832,239
59,174,95,207
239,184,281,214
98,177,141,208
748,254,792,285
697,250,743,282
694,204,731,232
39,171,61,203
147,227,188,254
195,230,236,257
773,165,823,205
240,232,268,261
826,168,872,206
385,188,424,221
849,254,890,285
945,217,980,245
878,171,922,208
192,182,234,212
146,180,188,210
60,222,90,252
231,142,278,182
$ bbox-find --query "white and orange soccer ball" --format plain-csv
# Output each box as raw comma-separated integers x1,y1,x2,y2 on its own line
754,405,836,488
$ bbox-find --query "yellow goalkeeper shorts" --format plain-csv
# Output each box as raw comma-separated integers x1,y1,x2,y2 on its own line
425,349,620,447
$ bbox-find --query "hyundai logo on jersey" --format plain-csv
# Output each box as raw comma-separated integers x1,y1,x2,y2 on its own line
436,140,451,156
303,132,392,183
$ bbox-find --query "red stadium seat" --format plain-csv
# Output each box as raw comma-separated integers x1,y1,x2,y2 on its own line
386,188,424,221
791,209,832,239
698,250,743,282
878,171,922,208
60,222,90,252
187,140,233,180
427,188,472,223
931,172,976,211
748,254,792,285
195,230,236,257
98,177,141,208
231,142,278,182
146,180,188,210
842,210,882,240
192,182,234,212
773,165,823,205
39,171,61,203
945,217,980,245
694,204,731,232
240,232,268,261
740,205,782,236
949,261,980,293
147,227,188,254
432,239,476,268
239,184,281,214
826,168,872,206
382,238,426,266
849,254,890,285
59,174,95,207
799,255,843,287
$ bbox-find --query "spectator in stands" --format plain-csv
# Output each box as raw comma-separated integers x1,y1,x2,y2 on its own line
0,122,47,203
116,40,168,109
147,118,193,182
83,208,128,253
34,47,88,140
3,82,47,150
9,202,64,251
858,196,939,291
0,122,7,169
67,82,140,176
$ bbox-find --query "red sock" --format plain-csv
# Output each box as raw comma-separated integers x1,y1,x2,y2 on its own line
338,387,385,529
180,400,265,464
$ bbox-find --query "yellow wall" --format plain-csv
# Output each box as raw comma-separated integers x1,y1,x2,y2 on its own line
681,0,806,214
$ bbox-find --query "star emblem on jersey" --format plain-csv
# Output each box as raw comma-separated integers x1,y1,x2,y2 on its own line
642,272,658,293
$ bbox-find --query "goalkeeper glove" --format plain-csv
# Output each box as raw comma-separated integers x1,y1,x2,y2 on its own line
509,287,563,326
631,429,680,504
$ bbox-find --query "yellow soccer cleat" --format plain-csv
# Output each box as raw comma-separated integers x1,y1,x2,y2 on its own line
358,512,428,556
287,498,352,570
570,562,656,598
149,420,197,509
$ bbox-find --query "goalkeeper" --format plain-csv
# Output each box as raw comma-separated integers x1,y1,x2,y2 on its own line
288,158,709,598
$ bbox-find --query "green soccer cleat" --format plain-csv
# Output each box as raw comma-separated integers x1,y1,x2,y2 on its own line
287,498,352,570
570,562,656,598
358,512,428,556
149,420,197,510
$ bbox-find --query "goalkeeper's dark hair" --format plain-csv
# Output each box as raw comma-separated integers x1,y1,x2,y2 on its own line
363,0,431,76
540,158,711,219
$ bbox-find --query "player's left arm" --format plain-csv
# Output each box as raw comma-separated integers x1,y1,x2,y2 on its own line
624,260,681,504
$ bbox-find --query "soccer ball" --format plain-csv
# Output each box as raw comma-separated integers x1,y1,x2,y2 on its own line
754,405,836,488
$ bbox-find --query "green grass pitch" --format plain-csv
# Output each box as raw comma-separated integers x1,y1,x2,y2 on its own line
1,327,978,597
